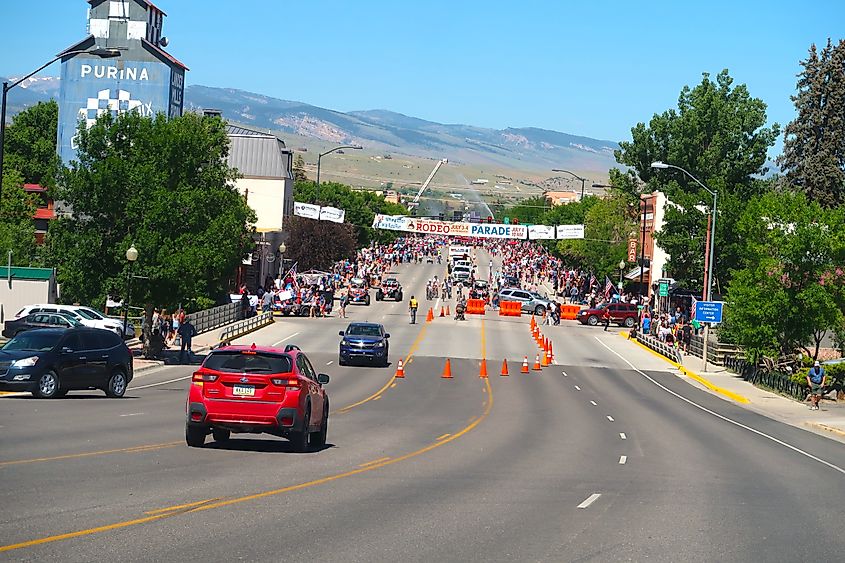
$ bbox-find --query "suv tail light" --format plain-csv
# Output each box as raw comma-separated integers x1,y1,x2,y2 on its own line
192,371,219,382
271,378,300,387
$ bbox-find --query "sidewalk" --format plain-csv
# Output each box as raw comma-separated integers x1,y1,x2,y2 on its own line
129,321,243,374
621,333,845,443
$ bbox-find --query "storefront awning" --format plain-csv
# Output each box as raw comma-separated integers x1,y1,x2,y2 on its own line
624,266,649,281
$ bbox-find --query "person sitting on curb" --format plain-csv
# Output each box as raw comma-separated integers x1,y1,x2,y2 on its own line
807,361,826,411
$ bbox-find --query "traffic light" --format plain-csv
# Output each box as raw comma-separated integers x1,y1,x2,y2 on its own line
487,216,493,224
512,217,519,225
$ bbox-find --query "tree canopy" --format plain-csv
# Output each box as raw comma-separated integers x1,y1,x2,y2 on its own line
2,100,60,189
48,111,256,316
284,216,356,271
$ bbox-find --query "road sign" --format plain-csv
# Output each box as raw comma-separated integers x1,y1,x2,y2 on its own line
694,301,724,324
503,217,510,224
658,281,669,297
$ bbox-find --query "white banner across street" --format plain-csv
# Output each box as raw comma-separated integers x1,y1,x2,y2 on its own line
371,214,528,239
556,224,585,239
528,225,555,240
319,206,346,223
294,201,321,220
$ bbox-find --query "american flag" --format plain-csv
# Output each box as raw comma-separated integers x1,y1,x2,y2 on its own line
690,294,697,323
589,272,597,290
604,276,615,301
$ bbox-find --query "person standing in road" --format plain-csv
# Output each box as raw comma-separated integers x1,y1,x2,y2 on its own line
178,316,197,364
261,289,273,313
339,289,349,318
409,295,419,324
602,307,611,331
807,361,826,410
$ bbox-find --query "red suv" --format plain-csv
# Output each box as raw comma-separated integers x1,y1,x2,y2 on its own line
185,344,329,451
576,302,639,328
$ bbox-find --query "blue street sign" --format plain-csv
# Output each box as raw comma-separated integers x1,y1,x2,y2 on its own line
694,301,724,324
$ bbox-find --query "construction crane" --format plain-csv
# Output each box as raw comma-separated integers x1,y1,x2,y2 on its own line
407,158,448,209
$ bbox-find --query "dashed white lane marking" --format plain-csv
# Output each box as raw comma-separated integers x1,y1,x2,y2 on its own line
131,376,191,390
577,493,602,509
595,336,845,476
574,385,581,391
120,412,145,417
607,416,614,422
619,433,627,440
619,455,627,464
272,332,301,347
326,361,333,365
562,371,567,377
590,400,597,406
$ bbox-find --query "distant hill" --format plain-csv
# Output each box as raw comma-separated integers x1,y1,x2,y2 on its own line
2,76,620,173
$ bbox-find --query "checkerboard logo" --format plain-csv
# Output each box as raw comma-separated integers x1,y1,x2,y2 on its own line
77,89,143,128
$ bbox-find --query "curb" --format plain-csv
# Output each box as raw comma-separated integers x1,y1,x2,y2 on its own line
618,332,751,404
804,422,845,439
132,344,214,375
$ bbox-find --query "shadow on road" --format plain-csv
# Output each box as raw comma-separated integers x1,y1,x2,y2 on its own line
204,438,335,454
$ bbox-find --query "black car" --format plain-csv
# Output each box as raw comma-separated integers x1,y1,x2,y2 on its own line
338,322,390,367
0,328,133,398
2,312,83,338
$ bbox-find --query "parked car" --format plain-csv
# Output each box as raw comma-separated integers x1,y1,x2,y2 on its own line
576,302,639,327
497,288,553,315
376,278,403,302
185,344,329,451
14,304,135,339
338,322,390,367
2,312,83,338
348,278,371,306
0,327,133,398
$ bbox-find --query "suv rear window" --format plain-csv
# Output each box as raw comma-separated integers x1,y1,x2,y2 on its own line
203,351,293,374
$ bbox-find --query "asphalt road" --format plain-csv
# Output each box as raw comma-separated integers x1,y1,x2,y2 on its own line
2,248,845,562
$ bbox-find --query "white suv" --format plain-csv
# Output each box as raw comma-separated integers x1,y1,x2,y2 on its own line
14,304,134,338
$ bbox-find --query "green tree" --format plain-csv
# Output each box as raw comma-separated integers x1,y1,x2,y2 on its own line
0,169,37,264
721,191,845,360
494,196,548,225
48,111,256,356
284,216,356,271
615,70,780,293
2,100,60,188
777,39,845,208
292,153,308,183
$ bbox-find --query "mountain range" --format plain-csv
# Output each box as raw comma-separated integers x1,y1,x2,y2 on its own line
2,75,620,172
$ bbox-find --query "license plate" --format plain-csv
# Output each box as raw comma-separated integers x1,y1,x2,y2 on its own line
232,384,255,396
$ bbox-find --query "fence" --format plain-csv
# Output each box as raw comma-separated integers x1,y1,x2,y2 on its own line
635,333,684,365
466,299,486,315
723,356,807,401
218,312,274,346
686,334,738,366
188,302,246,335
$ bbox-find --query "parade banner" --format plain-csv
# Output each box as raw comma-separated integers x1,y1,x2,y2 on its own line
319,206,346,223
372,214,412,231
556,224,585,239
528,225,555,240
371,215,528,239
294,202,321,220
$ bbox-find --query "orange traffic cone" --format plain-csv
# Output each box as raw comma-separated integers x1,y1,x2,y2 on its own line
441,358,453,379
479,359,488,378
521,356,530,373
446,305,450,316
548,341,554,363
440,306,445,317
500,359,509,377
395,359,405,378
544,337,550,352
541,349,549,367
426,308,434,322
533,354,542,371
530,315,536,329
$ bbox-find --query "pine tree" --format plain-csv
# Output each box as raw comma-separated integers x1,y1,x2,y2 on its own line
293,154,308,182
778,39,845,208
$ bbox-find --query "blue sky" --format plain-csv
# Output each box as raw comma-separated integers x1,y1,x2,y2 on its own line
2,0,843,150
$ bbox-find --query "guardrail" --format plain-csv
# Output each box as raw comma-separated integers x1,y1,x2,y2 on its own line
189,302,245,335
218,312,274,346
723,356,807,401
635,333,684,365
499,301,522,317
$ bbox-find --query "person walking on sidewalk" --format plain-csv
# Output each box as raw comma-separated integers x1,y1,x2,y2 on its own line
807,361,826,410
408,295,419,324
178,316,197,364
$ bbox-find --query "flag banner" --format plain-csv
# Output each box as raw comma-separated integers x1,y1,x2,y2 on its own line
372,214,412,231
528,225,555,240
293,201,320,220
604,276,615,301
319,206,346,223
556,224,585,239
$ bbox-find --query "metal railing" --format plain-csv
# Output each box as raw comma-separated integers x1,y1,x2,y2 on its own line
635,333,684,365
218,312,274,346
723,356,807,401
686,334,737,366
188,302,246,335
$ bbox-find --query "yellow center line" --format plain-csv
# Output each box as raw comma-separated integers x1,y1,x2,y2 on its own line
358,456,391,468
145,499,220,515
436,433,451,441
0,441,182,468
0,376,495,555
337,323,429,413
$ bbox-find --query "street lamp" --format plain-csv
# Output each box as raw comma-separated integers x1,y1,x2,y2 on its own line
277,242,287,280
618,259,626,294
650,161,717,302
316,144,363,199
0,47,122,205
123,244,138,339
552,169,588,200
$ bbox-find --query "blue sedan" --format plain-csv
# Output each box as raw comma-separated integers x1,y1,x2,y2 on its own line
338,323,390,367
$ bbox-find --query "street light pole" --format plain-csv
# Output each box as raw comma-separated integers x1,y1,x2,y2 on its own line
552,169,587,200
0,48,121,205
123,244,138,339
618,259,626,295
316,144,363,201
277,242,286,281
